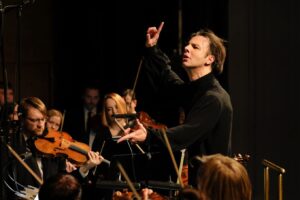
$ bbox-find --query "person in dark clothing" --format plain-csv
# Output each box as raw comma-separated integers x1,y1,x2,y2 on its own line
64,81,102,148
0,81,19,121
7,97,102,199
118,22,233,186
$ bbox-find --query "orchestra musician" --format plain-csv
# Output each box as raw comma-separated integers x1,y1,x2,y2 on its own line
118,22,233,187
0,81,19,121
8,97,103,199
64,80,102,148
46,109,63,131
84,92,137,199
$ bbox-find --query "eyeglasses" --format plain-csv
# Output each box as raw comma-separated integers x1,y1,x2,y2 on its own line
26,117,46,123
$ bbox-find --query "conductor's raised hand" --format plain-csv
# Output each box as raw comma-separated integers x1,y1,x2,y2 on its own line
145,22,164,47
117,119,147,143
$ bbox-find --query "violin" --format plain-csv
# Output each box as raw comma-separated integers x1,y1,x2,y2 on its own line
34,130,91,166
113,189,168,200
138,111,167,130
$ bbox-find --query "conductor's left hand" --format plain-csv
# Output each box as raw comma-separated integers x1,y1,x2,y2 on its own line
117,119,147,143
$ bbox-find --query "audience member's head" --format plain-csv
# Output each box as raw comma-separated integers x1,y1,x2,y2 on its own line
195,154,252,200
38,173,82,200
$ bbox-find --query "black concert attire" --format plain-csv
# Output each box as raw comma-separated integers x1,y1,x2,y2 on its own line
64,105,101,148
141,46,233,186
78,126,141,200
9,130,66,189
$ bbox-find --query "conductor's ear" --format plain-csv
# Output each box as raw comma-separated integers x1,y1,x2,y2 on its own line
205,55,215,66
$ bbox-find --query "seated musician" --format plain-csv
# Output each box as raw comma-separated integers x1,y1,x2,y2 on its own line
89,92,148,199
8,97,103,199
46,109,63,132
122,88,167,130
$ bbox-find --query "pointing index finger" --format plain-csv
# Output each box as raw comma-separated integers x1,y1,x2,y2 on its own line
157,21,164,34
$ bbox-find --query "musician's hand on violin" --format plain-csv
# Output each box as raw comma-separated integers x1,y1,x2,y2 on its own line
141,188,153,200
145,21,164,48
80,151,103,174
65,160,77,173
117,119,147,143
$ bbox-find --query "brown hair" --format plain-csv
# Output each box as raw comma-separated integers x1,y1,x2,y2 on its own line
191,29,226,74
101,92,127,127
196,154,252,200
122,88,136,100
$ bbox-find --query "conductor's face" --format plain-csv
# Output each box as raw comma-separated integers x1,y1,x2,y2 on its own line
24,107,46,136
182,35,214,69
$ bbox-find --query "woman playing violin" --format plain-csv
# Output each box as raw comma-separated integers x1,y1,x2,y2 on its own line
11,97,103,190
90,92,144,199
92,92,132,168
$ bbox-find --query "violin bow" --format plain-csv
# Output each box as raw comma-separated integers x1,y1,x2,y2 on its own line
117,162,142,200
92,140,107,175
7,144,43,185
177,148,186,184
127,57,144,113
161,128,184,188
59,110,66,133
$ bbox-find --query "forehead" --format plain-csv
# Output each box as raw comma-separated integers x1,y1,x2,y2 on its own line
124,95,132,102
49,116,61,122
27,106,44,118
189,35,210,48
105,98,116,107
85,88,99,96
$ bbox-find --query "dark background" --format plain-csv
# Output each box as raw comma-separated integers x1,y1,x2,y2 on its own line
1,0,300,199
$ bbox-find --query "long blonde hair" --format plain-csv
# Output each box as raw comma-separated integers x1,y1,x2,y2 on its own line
101,92,127,127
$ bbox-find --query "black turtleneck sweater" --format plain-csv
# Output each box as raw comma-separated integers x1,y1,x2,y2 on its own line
142,46,233,186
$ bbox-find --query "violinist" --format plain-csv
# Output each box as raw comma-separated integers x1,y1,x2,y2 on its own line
122,88,138,114
92,92,133,171
46,109,63,132
122,88,167,131
10,97,103,190
90,92,142,199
